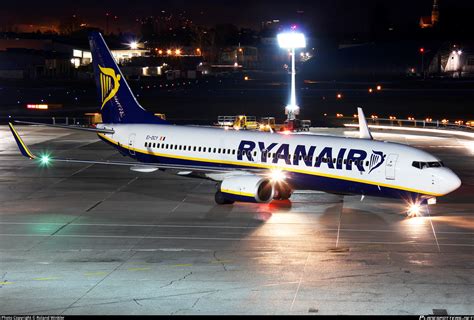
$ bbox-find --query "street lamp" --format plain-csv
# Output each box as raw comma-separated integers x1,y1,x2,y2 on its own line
129,41,138,50
277,31,306,121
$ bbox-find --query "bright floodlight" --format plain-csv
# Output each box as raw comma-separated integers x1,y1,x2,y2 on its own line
129,41,138,50
277,32,306,49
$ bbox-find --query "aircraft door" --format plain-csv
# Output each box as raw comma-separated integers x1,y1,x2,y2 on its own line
385,154,398,180
128,133,136,156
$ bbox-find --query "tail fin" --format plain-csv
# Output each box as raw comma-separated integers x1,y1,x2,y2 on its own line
88,32,166,124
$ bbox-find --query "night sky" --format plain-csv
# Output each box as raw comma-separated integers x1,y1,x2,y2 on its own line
2,0,474,35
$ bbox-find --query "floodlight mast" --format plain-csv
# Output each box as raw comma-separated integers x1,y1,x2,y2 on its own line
277,31,306,121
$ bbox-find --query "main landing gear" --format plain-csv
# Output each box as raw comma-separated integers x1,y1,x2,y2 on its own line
214,190,235,205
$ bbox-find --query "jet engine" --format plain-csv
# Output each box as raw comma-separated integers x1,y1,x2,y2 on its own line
215,175,274,204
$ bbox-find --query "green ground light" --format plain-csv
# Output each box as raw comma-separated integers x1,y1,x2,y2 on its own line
38,153,52,167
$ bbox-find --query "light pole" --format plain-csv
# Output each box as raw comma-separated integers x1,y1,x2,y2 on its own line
419,47,425,80
277,31,306,121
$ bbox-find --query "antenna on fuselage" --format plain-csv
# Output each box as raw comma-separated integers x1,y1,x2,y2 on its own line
357,107,373,140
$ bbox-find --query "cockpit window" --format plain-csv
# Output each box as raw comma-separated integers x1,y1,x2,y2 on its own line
412,161,444,169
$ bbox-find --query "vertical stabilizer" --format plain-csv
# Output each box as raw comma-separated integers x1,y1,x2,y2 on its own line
89,32,166,124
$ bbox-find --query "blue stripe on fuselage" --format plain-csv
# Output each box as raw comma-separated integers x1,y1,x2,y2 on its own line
98,134,423,203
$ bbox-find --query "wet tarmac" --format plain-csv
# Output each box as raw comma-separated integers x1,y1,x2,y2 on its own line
0,126,472,315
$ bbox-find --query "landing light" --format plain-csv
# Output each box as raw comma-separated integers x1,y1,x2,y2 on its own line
269,169,286,182
407,203,421,218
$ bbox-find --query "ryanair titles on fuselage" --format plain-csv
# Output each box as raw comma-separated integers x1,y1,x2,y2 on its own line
237,140,386,173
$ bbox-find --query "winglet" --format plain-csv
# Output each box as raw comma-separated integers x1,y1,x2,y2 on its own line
8,123,36,159
357,107,373,140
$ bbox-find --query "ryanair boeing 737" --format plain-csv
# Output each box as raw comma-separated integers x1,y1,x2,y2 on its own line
9,32,461,216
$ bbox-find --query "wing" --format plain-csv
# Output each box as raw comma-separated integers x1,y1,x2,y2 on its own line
8,123,265,175
14,120,114,134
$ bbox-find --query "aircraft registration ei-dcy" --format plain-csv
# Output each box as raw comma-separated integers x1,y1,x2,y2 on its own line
8,32,462,216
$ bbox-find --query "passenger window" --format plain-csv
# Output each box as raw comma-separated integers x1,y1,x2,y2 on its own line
338,159,342,164
412,161,425,169
232,150,236,155
199,147,202,152
343,159,347,164
193,146,196,151
157,143,160,148
365,160,368,166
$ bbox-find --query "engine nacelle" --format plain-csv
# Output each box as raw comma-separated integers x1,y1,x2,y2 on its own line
220,175,274,203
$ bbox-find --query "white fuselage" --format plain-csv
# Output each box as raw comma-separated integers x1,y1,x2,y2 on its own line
97,123,461,199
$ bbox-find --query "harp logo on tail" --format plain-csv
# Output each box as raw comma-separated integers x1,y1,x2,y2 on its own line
368,150,386,174
99,65,121,109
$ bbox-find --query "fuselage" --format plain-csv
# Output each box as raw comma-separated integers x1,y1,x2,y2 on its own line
96,123,461,202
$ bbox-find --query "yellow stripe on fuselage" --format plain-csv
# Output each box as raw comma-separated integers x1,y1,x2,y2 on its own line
97,133,442,197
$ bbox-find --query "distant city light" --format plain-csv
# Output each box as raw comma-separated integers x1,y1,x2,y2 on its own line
244,76,249,81
368,88,373,93
234,62,238,67
166,49,172,55
175,49,181,55
376,85,382,91
158,49,163,55
27,104,48,110
129,41,138,50
419,47,425,53
336,93,342,99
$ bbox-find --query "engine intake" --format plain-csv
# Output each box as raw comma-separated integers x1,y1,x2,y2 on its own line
220,175,274,203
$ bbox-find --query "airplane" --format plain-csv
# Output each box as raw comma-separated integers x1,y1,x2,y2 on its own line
8,32,461,217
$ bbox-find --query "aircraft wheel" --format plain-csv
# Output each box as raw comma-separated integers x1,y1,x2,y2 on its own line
215,191,234,205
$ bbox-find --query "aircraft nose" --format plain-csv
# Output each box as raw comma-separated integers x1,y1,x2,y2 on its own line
436,168,461,195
